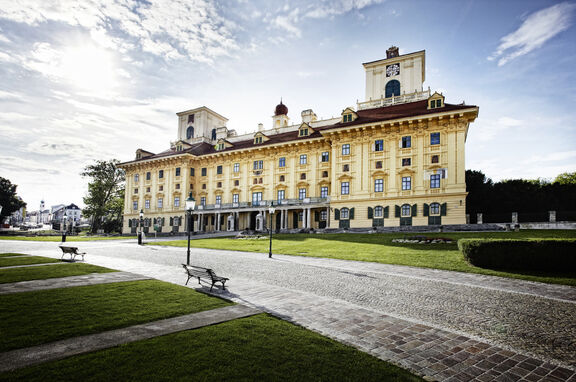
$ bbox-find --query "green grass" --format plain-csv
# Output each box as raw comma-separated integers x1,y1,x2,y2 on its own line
0,253,26,257
151,230,576,286
0,314,423,382
0,256,61,267
0,263,116,284
0,236,136,242
0,280,232,352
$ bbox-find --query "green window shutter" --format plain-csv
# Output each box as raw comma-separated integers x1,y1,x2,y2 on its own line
162,217,165,226
368,207,373,219
423,203,429,217
441,202,447,216
350,208,355,220
334,209,340,220
395,205,400,218
128,220,132,228
153,218,157,224
384,206,389,218
411,204,417,217
170,217,174,226
314,211,319,222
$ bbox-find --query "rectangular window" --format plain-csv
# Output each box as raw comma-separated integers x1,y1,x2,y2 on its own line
159,170,164,179
134,174,139,182
300,154,307,165
190,168,195,177
145,200,150,209
342,144,350,155
174,197,180,207
402,158,411,166
431,155,439,164
217,165,223,175
279,157,286,167
374,206,383,217
401,136,411,148
252,192,262,206
253,160,263,170
343,164,349,172
321,152,329,162
146,187,150,193
436,99,442,108
375,179,384,192
234,180,239,186
277,189,285,200
133,201,138,210
320,210,327,220
320,186,328,198
375,161,383,169
233,194,239,203
430,174,441,188
402,176,412,190
216,195,222,205
233,163,240,172
200,197,206,206
374,139,383,151
134,188,138,194
299,188,307,200
341,182,350,195
175,184,180,189
430,132,440,145
146,172,151,180
175,167,181,176
159,185,163,191
201,168,207,176
157,198,163,208
217,182,222,188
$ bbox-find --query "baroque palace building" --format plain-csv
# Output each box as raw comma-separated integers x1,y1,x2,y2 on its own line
119,47,479,234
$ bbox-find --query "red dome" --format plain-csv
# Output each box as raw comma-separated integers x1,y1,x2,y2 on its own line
274,100,288,116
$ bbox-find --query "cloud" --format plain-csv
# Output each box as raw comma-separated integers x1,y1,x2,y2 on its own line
522,150,576,164
473,116,523,142
0,0,238,63
489,2,576,66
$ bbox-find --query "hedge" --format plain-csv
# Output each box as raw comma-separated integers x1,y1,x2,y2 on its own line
458,239,576,271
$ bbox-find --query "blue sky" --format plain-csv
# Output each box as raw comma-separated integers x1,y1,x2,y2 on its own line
0,0,575,210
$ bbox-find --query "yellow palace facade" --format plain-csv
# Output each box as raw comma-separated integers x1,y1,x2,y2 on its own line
119,47,479,234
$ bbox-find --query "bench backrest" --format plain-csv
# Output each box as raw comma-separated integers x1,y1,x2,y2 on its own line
59,246,78,253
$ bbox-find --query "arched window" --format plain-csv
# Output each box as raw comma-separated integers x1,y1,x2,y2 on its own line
341,208,349,219
186,126,194,139
430,203,440,215
385,80,400,98
401,204,411,217
211,128,217,140
374,206,383,217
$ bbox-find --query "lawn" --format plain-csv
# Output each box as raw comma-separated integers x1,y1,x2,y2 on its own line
0,256,61,267
0,280,232,352
0,262,116,284
151,230,576,286
0,235,136,242
0,253,26,257
0,314,423,382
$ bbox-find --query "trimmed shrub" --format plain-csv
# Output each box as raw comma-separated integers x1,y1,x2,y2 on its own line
458,239,576,271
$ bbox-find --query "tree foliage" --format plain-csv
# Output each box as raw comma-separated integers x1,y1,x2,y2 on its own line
81,160,125,233
554,172,576,185
0,177,27,221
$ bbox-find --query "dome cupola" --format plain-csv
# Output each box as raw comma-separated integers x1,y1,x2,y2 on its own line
274,99,288,116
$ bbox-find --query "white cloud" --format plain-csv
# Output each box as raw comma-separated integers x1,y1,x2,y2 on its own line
522,150,576,164
489,2,576,66
472,116,523,142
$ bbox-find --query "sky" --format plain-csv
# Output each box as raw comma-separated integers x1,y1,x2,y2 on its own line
0,0,575,211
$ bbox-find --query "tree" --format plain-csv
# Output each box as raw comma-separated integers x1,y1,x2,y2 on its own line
554,172,576,185
0,177,27,222
81,160,125,233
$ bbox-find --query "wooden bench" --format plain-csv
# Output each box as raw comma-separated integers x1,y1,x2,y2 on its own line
182,264,229,291
59,246,86,262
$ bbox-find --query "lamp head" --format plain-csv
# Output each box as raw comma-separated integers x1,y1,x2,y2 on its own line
139,209,144,219
185,192,196,211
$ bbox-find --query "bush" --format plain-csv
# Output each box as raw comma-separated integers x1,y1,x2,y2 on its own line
458,239,576,271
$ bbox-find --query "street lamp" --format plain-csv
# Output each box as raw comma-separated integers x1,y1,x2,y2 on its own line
138,209,144,245
268,202,276,258
185,192,196,265
62,212,67,242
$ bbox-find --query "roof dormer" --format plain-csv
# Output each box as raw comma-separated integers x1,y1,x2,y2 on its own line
341,107,358,123
298,122,314,137
215,138,233,151
254,132,269,145
427,92,445,110
136,148,154,160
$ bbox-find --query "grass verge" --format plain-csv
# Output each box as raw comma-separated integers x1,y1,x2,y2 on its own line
0,280,232,352
0,253,27,257
0,314,423,382
0,256,60,268
151,230,576,286
0,263,116,284
0,236,136,242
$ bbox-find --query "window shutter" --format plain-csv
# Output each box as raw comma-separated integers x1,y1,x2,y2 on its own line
441,202,447,216
128,220,132,228
153,218,157,224
368,207,373,219
334,209,340,220
314,211,319,222
162,217,165,226
170,217,174,226
423,203,429,217
180,216,183,226
395,205,400,218
350,208,355,220
411,204,417,217
384,206,389,218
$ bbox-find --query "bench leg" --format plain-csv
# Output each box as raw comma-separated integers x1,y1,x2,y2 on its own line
185,275,191,285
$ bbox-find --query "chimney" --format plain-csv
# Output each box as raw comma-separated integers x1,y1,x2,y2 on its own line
258,123,264,132
301,109,317,124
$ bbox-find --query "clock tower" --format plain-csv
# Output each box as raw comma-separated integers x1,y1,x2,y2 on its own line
363,46,426,101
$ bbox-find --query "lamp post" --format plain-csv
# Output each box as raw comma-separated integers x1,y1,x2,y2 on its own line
185,192,196,265
62,212,67,242
268,203,276,258
138,209,144,245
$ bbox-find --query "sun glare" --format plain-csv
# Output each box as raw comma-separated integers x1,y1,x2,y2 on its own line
60,46,117,94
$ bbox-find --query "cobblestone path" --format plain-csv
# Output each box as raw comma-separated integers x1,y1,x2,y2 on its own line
1,239,574,381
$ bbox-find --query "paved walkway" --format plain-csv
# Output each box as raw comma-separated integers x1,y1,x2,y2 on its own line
1,239,575,381
0,304,260,372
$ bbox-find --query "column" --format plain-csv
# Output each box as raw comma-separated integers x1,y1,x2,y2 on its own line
306,208,311,228
216,213,220,231
549,211,556,223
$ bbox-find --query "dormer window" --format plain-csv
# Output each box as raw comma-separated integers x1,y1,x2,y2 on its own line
299,128,308,137
254,136,263,144
217,143,225,151
341,107,357,123
428,92,445,109
343,114,353,122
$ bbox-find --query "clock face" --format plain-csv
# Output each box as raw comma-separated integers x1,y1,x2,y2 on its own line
386,63,400,77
